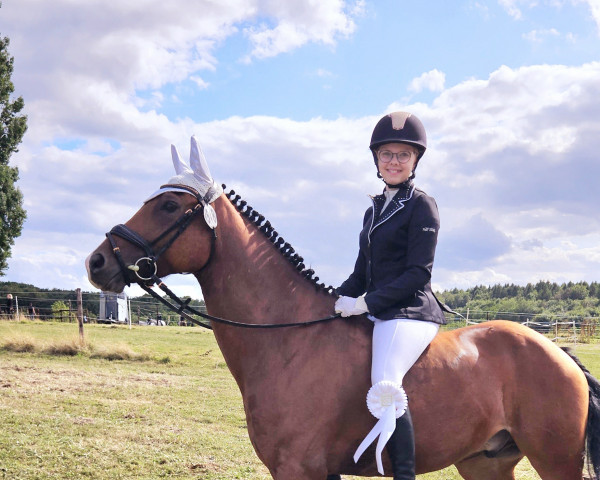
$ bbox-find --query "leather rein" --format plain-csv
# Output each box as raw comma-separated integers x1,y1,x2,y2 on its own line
105,186,341,330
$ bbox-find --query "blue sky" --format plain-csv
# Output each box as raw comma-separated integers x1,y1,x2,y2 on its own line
158,1,599,121
1,0,600,299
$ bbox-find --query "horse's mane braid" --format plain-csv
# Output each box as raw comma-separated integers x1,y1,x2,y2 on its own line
222,184,336,296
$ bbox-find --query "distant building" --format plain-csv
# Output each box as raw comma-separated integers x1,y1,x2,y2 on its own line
98,292,128,323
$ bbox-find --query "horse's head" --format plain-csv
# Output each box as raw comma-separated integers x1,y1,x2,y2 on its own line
86,136,223,293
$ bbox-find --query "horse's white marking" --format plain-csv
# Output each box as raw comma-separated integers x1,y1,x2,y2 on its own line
451,329,480,369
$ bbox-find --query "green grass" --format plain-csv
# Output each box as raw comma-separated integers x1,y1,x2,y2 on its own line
1,320,600,479
0,321,264,480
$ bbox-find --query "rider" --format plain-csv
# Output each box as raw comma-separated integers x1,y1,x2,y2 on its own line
335,111,448,479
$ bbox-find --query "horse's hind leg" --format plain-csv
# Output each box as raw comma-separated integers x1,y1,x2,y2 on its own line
526,454,584,480
455,453,522,480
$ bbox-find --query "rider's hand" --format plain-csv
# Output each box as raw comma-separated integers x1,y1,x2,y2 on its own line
334,296,369,317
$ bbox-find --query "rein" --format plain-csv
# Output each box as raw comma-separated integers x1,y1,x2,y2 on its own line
139,274,341,330
106,188,341,330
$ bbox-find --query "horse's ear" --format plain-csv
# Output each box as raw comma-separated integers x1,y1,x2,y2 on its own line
189,135,214,185
171,145,192,175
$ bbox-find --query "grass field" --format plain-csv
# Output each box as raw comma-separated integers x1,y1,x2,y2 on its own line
1,320,599,479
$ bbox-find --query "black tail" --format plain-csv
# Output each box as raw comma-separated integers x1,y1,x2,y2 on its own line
562,347,600,479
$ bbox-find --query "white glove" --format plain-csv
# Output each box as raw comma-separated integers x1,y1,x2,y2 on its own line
335,296,369,317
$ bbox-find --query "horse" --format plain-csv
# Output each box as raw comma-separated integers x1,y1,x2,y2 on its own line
86,138,600,480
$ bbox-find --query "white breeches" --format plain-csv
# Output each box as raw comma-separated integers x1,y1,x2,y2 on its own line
354,318,439,474
371,318,440,386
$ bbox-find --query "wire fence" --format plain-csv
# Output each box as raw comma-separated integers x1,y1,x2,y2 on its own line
447,308,599,343
0,307,206,327
1,288,599,340
0,289,206,327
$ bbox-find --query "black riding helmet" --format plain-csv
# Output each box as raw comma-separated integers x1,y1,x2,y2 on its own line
370,112,427,178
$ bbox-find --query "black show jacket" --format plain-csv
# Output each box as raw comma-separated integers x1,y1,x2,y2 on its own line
337,184,447,324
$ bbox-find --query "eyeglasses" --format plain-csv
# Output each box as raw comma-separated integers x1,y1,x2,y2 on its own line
377,150,415,164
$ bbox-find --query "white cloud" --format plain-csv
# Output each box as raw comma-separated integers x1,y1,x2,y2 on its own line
523,28,561,42
242,0,362,60
498,0,528,19
582,0,600,34
471,2,492,20
315,68,335,77
499,0,600,35
190,76,210,90
408,69,446,93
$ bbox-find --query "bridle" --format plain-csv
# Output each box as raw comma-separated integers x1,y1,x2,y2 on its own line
105,185,341,330
106,184,216,285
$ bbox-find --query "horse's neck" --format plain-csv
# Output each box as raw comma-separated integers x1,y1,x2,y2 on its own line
195,197,336,388
197,197,332,320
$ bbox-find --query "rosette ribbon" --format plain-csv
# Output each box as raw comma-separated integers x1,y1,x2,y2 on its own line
353,380,408,475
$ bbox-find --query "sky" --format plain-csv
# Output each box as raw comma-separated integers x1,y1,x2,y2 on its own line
1,0,600,300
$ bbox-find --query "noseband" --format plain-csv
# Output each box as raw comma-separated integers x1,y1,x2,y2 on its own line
106,184,217,288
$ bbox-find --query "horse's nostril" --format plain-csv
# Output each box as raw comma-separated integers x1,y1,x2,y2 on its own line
90,253,105,272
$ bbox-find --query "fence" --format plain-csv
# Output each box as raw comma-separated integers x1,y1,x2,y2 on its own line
456,308,599,343
1,290,598,339
0,290,207,327
0,309,205,326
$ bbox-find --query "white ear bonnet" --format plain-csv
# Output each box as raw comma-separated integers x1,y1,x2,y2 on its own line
145,136,223,229
145,135,223,205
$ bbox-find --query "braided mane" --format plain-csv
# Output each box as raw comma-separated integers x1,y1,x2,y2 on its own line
222,184,336,296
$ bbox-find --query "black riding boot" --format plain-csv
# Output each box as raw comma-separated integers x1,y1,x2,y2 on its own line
326,476,342,480
385,407,416,480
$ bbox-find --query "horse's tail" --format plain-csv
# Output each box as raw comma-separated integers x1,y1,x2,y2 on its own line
562,347,600,478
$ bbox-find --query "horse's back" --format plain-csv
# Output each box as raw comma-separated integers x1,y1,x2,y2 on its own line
426,320,586,380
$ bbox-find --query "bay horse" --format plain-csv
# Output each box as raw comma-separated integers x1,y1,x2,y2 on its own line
87,139,600,480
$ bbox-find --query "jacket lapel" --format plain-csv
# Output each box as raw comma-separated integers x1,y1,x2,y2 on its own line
369,185,415,236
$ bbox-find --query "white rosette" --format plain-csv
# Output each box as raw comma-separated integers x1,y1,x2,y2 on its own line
354,381,408,475
366,380,407,419
203,203,218,229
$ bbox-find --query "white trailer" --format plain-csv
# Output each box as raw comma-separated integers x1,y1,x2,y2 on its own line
99,291,128,323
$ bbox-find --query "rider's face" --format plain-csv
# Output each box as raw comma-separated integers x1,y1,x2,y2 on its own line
377,143,418,185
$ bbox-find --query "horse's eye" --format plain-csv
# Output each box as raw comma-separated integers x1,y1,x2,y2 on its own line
161,201,179,213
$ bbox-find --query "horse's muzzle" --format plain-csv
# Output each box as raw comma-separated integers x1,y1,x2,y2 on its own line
86,250,126,293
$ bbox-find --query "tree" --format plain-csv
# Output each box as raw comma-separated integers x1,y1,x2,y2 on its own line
0,31,28,275
51,300,72,322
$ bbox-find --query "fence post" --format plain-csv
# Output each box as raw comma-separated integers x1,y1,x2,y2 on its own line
76,288,85,344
